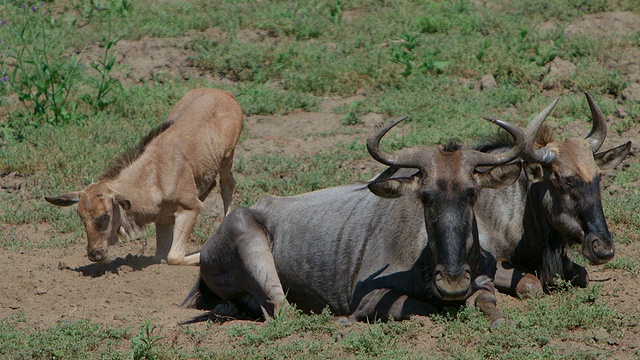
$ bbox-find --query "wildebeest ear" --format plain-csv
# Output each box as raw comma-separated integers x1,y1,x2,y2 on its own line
44,192,81,207
368,176,420,198
113,193,131,210
595,141,631,171
476,162,522,189
523,163,551,183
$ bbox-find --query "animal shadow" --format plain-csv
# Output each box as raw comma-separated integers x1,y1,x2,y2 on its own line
69,254,160,277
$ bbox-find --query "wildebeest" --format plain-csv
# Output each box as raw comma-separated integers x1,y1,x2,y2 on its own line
475,93,632,295
183,116,526,326
45,88,243,266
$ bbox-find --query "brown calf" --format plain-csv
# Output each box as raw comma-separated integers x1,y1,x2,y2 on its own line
46,88,243,265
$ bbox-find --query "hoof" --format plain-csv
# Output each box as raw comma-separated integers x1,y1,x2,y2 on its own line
570,267,589,288
516,274,543,299
490,317,505,330
335,316,356,325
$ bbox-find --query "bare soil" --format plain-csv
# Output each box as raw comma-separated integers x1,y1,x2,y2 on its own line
2,11,640,357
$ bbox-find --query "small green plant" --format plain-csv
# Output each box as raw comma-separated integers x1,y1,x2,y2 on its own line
341,319,417,357
419,49,449,74
603,256,639,275
130,320,162,360
389,34,419,77
79,12,121,112
328,0,342,25
341,101,366,126
417,14,449,34
1,1,83,137
476,39,492,61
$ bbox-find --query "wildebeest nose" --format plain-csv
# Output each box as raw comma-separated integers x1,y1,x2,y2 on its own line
88,249,107,262
591,237,614,263
435,269,471,300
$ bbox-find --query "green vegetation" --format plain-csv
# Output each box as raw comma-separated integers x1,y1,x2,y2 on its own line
1,0,639,358
0,289,627,359
0,314,129,359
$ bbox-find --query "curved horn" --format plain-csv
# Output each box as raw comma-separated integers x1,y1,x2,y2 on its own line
521,97,560,164
367,116,425,169
584,92,607,153
465,118,525,166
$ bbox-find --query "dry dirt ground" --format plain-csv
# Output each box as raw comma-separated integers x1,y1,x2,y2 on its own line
2,11,640,357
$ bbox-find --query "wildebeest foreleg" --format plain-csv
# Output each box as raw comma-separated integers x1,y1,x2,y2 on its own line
494,258,543,298
168,206,201,265
219,154,236,216
562,258,589,288
466,287,505,328
349,289,438,322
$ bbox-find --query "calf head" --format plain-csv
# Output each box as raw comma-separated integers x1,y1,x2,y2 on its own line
366,116,525,301
523,93,631,265
45,182,131,262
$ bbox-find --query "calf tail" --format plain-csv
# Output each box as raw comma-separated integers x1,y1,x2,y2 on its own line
181,274,221,310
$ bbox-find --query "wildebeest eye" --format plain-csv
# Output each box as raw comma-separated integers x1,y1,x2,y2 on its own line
95,213,110,231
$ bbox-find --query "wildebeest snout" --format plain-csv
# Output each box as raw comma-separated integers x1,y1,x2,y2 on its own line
88,248,107,262
434,264,471,301
584,233,614,264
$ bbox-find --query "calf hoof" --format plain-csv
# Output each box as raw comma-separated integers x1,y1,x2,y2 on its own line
516,274,543,299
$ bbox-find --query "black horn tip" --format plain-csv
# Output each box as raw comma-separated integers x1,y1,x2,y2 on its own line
482,116,501,125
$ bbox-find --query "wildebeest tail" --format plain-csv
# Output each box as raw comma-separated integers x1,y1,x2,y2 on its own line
181,274,221,310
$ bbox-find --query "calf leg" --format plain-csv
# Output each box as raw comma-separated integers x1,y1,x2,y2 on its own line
167,205,202,265
350,289,438,322
199,178,217,203
219,153,236,217
154,223,173,262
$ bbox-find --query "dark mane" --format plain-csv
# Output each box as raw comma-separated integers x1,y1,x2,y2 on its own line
99,121,173,180
441,140,462,152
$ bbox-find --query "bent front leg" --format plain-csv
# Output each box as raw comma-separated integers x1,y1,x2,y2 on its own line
563,258,589,288
167,206,201,265
494,258,543,298
350,289,438,322
466,278,505,327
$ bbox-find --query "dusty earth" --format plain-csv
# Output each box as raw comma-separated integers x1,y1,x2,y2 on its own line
2,10,640,357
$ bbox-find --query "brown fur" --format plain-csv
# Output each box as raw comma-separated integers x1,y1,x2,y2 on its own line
99,121,174,181
534,125,555,149
45,88,244,266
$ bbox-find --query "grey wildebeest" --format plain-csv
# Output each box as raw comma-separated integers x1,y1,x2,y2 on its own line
45,88,243,266
182,116,527,326
474,93,632,296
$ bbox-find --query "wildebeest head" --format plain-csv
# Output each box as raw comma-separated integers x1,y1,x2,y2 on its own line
522,93,631,265
366,116,525,301
45,182,131,262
